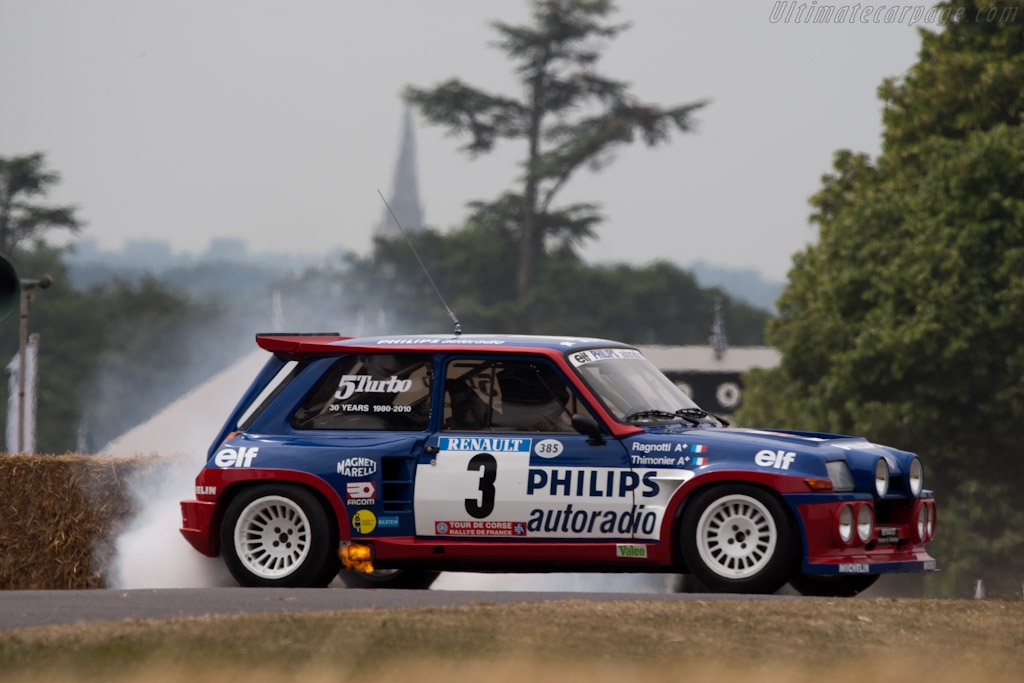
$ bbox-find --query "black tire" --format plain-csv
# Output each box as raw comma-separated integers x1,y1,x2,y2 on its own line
337,568,440,590
679,484,797,594
221,484,340,587
789,573,879,597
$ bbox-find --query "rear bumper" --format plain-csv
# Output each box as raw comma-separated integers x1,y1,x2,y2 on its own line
785,493,938,576
180,499,218,557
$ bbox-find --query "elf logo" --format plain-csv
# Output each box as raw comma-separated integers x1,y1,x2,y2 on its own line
755,449,796,470
213,447,259,468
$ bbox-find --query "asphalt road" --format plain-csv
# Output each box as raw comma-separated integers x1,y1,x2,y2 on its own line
0,588,802,631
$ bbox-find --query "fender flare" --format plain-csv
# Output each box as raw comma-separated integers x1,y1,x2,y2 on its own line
198,468,350,556
655,470,809,567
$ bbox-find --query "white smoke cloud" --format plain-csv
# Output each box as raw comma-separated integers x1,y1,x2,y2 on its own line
111,454,234,589
102,352,267,589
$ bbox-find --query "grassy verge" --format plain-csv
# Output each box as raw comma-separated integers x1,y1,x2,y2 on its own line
1,599,1022,682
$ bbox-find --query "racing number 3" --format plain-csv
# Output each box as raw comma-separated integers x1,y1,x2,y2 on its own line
465,453,497,519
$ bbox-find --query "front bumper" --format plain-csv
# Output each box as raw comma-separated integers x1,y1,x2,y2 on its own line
785,493,938,575
180,499,218,557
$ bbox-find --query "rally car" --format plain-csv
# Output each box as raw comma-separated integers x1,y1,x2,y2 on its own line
180,333,937,595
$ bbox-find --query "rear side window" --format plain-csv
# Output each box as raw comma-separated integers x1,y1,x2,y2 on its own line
237,360,302,431
292,354,433,430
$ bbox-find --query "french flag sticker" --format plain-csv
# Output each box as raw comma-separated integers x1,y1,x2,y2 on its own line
691,444,707,453
693,457,708,466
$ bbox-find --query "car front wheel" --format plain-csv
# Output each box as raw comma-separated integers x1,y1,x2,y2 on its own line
680,484,796,594
221,484,340,587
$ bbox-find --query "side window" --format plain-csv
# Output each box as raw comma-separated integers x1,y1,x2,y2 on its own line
237,360,303,430
292,354,432,430
443,358,586,433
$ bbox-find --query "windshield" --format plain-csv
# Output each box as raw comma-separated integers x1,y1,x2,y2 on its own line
568,348,705,425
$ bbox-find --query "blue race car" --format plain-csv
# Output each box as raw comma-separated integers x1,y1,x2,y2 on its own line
181,333,937,595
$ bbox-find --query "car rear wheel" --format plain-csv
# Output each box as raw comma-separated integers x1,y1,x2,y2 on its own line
788,573,879,597
221,484,340,587
337,568,440,590
680,484,796,594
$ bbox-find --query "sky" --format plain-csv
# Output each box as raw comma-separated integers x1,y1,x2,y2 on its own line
0,0,928,280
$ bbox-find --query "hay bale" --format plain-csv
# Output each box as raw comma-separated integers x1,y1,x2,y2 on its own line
0,453,161,589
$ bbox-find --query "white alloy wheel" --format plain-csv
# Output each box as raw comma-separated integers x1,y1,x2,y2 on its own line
695,493,778,579
233,495,313,580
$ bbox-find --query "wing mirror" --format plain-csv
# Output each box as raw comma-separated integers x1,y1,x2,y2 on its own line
571,413,605,445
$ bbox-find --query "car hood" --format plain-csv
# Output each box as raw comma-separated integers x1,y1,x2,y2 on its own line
623,425,916,490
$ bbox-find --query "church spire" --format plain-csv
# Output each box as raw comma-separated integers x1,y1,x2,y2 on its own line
377,108,425,238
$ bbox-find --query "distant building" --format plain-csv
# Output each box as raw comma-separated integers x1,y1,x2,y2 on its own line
202,237,249,262
376,108,425,238
637,345,780,417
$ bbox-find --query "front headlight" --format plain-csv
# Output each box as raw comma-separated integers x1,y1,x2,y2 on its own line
838,504,855,543
826,461,854,492
908,457,924,496
874,458,890,497
856,504,874,543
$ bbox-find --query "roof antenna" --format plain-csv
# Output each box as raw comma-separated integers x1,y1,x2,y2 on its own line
377,189,462,335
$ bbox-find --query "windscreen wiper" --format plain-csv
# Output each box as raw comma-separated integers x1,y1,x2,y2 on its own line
623,409,681,423
675,407,730,427
624,409,703,426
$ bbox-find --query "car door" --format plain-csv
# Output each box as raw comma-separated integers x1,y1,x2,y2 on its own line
413,357,640,541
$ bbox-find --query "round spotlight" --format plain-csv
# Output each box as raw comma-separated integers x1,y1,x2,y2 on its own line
838,504,855,544
908,457,924,497
917,504,928,541
874,459,890,497
856,504,874,543
926,502,936,540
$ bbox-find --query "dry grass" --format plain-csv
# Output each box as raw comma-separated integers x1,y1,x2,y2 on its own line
1,599,1022,682
0,660,1019,683
0,453,160,589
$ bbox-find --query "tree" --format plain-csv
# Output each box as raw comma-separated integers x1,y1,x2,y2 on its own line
291,222,770,346
0,153,82,256
404,0,706,305
738,3,1024,597
0,242,246,453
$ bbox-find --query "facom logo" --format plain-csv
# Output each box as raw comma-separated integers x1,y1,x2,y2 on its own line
346,482,375,506
754,449,796,470
347,482,375,499
214,447,258,468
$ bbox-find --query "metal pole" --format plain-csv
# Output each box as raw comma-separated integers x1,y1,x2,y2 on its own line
17,289,30,453
15,275,52,454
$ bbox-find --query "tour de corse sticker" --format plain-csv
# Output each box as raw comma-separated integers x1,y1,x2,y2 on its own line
534,439,563,458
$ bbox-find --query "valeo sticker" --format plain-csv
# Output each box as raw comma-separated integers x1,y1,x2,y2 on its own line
352,510,377,534
616,544,647,559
